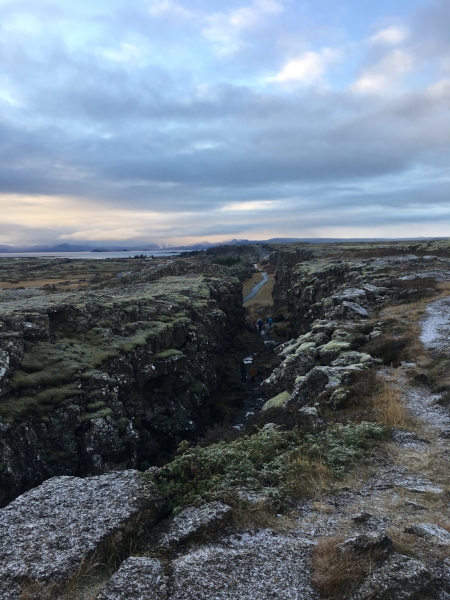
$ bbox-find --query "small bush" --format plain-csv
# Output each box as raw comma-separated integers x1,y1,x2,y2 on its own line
360,335,409,367
211,256,241,266
246,404,314,433
345,369,382,406
200,423,244,446
149,421,386,512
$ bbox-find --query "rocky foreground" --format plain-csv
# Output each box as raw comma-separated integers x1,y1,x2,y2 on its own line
2,239,450,599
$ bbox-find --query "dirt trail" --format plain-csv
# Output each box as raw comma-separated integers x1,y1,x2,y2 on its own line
272,294,450,597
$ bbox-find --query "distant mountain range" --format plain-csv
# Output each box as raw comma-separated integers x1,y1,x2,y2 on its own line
0,237,445,254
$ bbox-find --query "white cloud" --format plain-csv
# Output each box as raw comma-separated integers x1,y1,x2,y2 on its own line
221,200,280,211
350,50,414,93
268,48,339,84
370,26,409,45
148,0,193,18
102,43,141,63
202,0,284,54
229,0,283,29
427,79,450,98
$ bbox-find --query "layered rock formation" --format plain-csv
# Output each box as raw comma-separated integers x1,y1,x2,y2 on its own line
0,274,244,505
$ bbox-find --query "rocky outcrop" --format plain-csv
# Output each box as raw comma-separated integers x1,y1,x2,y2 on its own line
0,274,245,505
271,245,449,336
0,471,163,599
287,367,329,407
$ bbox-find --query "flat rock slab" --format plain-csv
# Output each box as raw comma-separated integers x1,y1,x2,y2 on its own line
406,523,450,546
146,501,231,552
0,471,162,600
97,557,167,600
169,530,319,600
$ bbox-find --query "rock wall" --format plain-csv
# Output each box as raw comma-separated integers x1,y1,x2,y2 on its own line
0,274,244,505
272,246,448,336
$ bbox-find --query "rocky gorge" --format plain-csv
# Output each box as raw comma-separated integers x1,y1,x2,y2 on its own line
2,239,450,599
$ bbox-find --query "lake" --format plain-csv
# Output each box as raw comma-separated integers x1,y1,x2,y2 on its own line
0,250,183,260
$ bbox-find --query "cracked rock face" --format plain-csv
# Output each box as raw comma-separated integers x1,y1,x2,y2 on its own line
0,471,163,599
287,367,329,407
0,274,244,505
169,530,319,600
144,501,232,552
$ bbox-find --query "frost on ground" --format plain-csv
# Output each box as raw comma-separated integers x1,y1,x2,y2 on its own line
420,296,450,354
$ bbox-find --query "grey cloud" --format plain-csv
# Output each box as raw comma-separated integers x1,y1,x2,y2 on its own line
0,0,449,243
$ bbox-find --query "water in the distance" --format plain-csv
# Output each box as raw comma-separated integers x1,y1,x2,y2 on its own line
243,272,269,303
0,250,182,260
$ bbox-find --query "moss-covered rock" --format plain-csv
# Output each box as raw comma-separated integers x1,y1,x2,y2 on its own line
262,391,290,411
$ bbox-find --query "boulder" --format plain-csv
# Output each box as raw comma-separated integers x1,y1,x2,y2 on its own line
261,352,313,397
340,301,369,319
351,553,434,600
405,523,450,546
287,368,329,407
331,351,373,367
143,501,232,552
339,532,393,557
329,387,350,409
317,340,351,363
0,471,163,599
262,390,291,411
279,352,314,390
97,557,167,600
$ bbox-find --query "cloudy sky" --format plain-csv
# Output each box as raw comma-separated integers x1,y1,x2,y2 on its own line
0,0,449,247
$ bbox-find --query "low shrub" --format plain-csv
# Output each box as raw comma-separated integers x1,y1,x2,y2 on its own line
149,421,386,512
211,256,241,266
360,335,409,367
200,423,244,446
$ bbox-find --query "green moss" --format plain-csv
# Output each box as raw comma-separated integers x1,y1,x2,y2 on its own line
46,451,73,464
0,384,82,422
86,401,106,411
119,322,169,354
153,349,184,361
80,407,113,422
117,417,129,433
188,325,198,332
11,365,79,390
188,382,207,394
262,391,290,411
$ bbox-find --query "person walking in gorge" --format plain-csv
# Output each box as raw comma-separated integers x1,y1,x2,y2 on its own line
240,361,247,381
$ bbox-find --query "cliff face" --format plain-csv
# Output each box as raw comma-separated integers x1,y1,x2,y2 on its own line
0,274,244,506
271,243,450,336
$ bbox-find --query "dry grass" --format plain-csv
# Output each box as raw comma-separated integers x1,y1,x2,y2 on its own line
311,536,379,599
242,272,263,297
231,499,295,531
244,273,275,308
373,378,417,430
0,278,89,289
244,274,275,323
284,456,334,498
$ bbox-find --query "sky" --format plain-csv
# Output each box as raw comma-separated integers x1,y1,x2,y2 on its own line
0,0,449,247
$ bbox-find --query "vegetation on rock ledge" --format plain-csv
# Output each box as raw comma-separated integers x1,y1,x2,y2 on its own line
149,419,386,512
